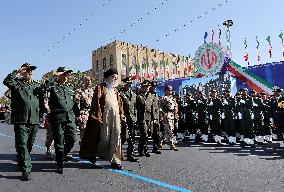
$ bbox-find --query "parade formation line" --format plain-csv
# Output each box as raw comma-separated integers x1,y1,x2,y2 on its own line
0,131,192,192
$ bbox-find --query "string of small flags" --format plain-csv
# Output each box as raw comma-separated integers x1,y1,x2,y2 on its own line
155,0,230,42
108,0,169,43
32,0,112,63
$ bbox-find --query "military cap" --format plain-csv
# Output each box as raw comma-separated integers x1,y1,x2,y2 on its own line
104,67,118,78
56,67,73,74
21,63,37,70
140,80,151,86
272,87,283,93
243,88,248,92
122,76,133,84
250,90,256,94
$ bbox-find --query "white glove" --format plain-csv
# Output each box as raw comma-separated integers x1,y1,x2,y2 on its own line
251,113,254,119
253,103,258,107
198,100,202,103
209,101,213,106
240,99,245,104
238,112,242,119
270,118,273,123
221,112,225,119
223,100,228,105
209,115,213,120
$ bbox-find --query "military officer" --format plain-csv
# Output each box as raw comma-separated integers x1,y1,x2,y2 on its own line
240,88,255,146
120,76,138,161
196,91,209,142
75,75,94,143
44,67,78,174
184,93,197,142
3,63,44,181
160,85,179,151
235,91,245,142
271,87,284,147
149,81,162,154
260,92,273,143
208,89,223,144
136,80,152,157
250,91,265,144
223,89,236,145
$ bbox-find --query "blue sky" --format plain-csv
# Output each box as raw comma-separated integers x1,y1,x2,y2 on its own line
0,0,283,95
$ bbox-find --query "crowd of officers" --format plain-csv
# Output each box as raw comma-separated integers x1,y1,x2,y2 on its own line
3,63,284,181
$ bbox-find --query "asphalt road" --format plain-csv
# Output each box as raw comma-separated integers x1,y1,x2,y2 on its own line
0,123,284,192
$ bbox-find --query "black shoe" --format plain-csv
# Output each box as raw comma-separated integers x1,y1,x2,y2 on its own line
152,149,161,154
56,166,63,174
144,152,151,157
89,157,97,165
111,163,123,170
126,156,138,162
21,172,31,181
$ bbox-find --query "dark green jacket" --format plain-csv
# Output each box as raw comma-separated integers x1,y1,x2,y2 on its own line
149,92,160,121
136,92,152,122
44,78,77,123
3,70,44,124
120,88,137,123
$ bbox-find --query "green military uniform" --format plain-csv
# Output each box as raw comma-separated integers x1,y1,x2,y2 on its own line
252,94,265,143
184,95,197,141
149,82,162,153
3,65,43,179
44,67,77,172
223,94,236,144
196,94,209,141
120,79,137,160
240,93,254,145
208,94,223,143
260,94,273,142
235,93,244,141
136,80,152,157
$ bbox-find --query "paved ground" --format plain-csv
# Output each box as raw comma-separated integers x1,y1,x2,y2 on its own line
1,123,284,192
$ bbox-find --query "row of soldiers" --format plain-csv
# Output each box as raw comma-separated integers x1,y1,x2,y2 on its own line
4,63,284,181
181,87,284,146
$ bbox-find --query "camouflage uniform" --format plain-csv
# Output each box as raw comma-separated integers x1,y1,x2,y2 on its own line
75,87,94,141
160,95,178,150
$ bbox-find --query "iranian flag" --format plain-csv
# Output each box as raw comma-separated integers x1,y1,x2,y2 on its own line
227,61,274,94
160,61,164,79
142,62,146,79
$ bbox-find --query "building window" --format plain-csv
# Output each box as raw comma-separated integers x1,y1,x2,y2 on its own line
103,57,106,69
110,55,114,66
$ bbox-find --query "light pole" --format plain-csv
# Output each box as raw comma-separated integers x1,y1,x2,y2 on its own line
223,19,233,57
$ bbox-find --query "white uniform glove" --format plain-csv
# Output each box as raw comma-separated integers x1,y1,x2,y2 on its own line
209,101,213,106
240,99,245,104
221,112,225,119
209,115,213,120
223,100,228,105
251,113,254,119
253,103,258,107
238,112,242,119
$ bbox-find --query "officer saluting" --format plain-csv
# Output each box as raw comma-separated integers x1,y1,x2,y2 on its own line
3,63,44,181
44,67,77,174
120,76,138,162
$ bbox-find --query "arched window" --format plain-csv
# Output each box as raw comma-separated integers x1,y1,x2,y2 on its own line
110,55,114,66
103,57,106,69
